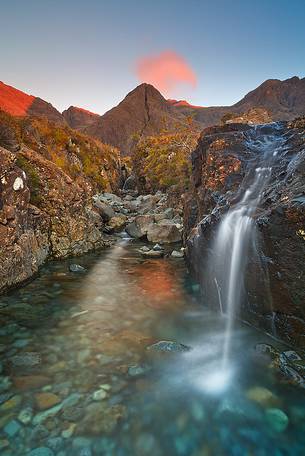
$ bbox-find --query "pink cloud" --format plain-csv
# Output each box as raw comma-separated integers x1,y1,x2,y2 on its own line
135,50,197,96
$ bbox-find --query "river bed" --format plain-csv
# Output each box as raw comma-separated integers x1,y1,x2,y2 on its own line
0,239,304,455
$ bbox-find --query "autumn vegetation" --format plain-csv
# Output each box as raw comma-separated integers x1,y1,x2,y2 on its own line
131,118,199,193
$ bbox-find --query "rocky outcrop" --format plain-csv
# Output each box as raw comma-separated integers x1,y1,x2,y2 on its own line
62,106,99,130
0,81,64,124
184,120,305,347
170,76,305,129
84,83,193,154
224,107,272,125
0,113,122,294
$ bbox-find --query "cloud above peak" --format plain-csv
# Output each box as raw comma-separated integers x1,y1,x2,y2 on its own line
135,50,197,96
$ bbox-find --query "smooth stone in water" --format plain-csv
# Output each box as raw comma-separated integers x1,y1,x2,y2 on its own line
46,437,63,452
128,364,151,377
18,407,33,424
265,408,289,432
92,389,107,401
69,264,85,273
4,419,21,437
28,448,55,456
171,250,184,258
246,386,280,408
147,340,192,352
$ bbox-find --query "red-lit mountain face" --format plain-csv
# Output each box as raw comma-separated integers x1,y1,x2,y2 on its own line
62,106,100,130
0,81,64,123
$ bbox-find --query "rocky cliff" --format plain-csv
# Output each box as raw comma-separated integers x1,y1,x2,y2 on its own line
0,112,121,293
0,81,64,124
184,119,305,347
62,106,99,130
84,83,194,154
171,76,305,129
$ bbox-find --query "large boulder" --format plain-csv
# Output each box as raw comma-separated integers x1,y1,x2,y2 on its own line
125,215,154,239
93,199,115,221
147,221,181,244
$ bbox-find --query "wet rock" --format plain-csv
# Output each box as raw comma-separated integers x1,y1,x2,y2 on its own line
0,395,22,412
46,437,64,452
0,439,9,451
126,215,154,239
152,243,164,251
0,393,13,405
147,340,192,352
30,424,49,441
107,215,127,232
3,419,21,437
35,393,61,410
13,375,50,391
10,352,41,367
246,387,280,408
18,407,33,424
135,433,161,456
28,447,54,456
254,343,279,359
171,250,184,258
217,397,263,421
61,422,76,438
141,250,164,258
93,200,115,221
33,393,81,425
265,408,289,432
69,264,86,273
100,193,123,204
92,388,107,401
0,376,12,392
62,405,84,422
147,222,181,244
128,364,152,377
81,403,126,435
139,245,150,253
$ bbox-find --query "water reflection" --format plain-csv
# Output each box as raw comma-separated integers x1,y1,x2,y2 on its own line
0,240,304,455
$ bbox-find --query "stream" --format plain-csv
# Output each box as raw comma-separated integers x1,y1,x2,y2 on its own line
0,238,305,455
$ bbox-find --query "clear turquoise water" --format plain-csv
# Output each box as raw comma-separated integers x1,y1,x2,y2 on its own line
0,239,304,456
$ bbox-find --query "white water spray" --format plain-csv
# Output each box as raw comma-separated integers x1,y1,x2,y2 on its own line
211,126,285,370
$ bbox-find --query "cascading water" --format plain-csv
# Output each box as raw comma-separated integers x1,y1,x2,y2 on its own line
210,124,286,371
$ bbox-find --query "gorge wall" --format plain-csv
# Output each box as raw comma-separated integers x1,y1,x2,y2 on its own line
184,118,305,348
0,113,121,293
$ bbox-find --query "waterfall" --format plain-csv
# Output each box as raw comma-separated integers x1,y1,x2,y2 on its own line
210,124,285,369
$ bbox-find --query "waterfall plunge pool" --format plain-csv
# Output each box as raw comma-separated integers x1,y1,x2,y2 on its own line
0,239,304,455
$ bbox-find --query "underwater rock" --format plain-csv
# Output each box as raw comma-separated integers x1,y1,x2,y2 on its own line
141,250,164,258
265,408,289,432
92,388,107,401
171,250,184,258
3,419,21,437
69,264,86,273
128,364,152,377
28,448,55,456
147,340,192,352
18,407,33,424
246,387,280,408
35,392,61,410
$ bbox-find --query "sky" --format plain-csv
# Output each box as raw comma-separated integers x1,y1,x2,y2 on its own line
0,0,304,115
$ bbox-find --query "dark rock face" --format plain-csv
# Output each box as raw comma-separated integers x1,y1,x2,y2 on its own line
62,106,99,130
0,114,121,293
85,83,191,154
184,119,305,348
171,76,305,129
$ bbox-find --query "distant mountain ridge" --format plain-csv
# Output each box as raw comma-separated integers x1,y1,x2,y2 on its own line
0,76,304,154
62,106,99,130
0,81,64,124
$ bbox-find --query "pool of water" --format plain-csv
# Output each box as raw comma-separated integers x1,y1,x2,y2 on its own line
0,239,304,455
